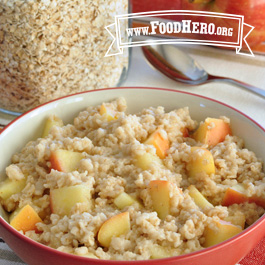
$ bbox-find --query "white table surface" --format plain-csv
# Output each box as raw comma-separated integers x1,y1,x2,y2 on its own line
123,44,265,128
0,43,264,265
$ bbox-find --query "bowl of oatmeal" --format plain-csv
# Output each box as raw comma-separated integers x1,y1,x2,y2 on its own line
0,87,264,265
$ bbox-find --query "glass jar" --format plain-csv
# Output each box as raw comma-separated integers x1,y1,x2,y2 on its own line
0,0,130,114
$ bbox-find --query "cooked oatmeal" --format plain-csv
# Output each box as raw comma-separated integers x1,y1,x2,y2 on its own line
0,98,264,260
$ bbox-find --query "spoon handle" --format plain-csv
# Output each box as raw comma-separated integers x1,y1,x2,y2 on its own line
208,75,265,99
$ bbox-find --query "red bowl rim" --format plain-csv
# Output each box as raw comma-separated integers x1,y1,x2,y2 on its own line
0,86,265,263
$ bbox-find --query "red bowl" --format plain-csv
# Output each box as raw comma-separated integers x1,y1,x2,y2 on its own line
1,87,265,265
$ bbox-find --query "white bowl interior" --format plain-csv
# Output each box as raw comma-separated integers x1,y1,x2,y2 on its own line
0,88,264,219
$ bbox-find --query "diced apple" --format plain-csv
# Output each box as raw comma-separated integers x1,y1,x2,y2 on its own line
42,115,63,138
135,152,163,171
50,149,84,172
193,118,232,146
203,220,242,248
9,204,42,233
0,177,27,200
97,212,130,248
249,195,265,208
224,215,246,229
149,244,173,259
187,185,213,210
99,104,117,122
181,127,189,138
144,129,169,159
50,185,92,216
187,147,215,178
222,185,248,206
149,180,171,220
222,184,265,208
114,192,142,209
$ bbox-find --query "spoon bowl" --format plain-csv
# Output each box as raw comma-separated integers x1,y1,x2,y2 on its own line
142,45,265,98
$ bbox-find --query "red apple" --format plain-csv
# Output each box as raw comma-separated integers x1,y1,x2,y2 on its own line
203,219,242,248
222,184,265,208
181,0,265,48
50,149,84,173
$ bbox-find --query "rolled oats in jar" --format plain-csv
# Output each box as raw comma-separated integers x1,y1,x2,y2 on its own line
0,0,129,113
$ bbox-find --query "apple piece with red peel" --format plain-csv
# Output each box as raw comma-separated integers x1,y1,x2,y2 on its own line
222,184,265,208
181,127,189,138
9,204,42,233
149,180,171,220
249,196,265,208
50,185,92,216
193,118,232,146
187,146,215,178
50,149,84,173
42,115,63,138
203,220,242,248
187,185,213,210
97,212,130,248
222,185,249,206
181,0,265,48
144,129,169,159
135,152,163,171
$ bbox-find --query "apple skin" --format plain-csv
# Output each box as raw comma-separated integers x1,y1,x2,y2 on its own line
97,212,130,248
222,184,265,208
50,149,84,173
181,0,265,48
144,129,169,159
193,118,232,147
203,219,242,248
149,180,171,220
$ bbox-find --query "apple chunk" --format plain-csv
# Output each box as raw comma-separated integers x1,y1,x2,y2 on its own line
97,212,130,248
193,118,232,146
187,185,213,210
99,104,117,122
144,129,169,159
149,245,173,259
0,177,27,200
222,185,248,206
42,115,63,138
203,220,242,248
50,185,92,216
135,152,163,171
222,184,265,208
114,192,142,209
224,214,246,230
187,147,215,178
149,180,171,220
9,204,42,233
50,149,84,172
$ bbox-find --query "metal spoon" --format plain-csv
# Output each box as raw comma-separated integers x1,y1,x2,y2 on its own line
142,45,265,99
